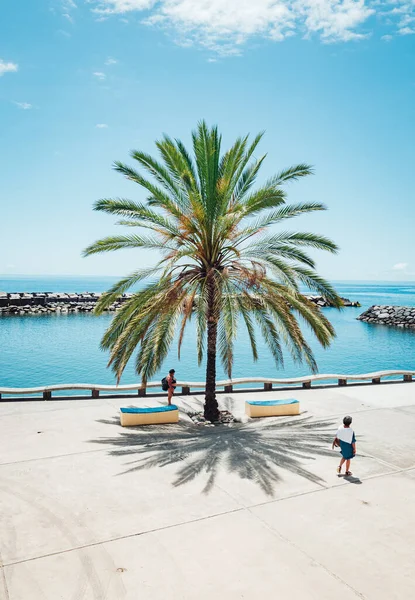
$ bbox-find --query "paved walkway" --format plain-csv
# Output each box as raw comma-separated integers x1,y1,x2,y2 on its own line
1,382,415,599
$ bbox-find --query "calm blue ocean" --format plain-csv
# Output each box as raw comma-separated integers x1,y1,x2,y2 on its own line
1,276,415,391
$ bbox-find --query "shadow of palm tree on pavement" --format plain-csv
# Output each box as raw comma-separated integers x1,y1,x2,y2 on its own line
91,413,335,496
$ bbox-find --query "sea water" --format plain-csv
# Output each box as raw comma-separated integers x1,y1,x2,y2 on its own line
1,276,415,391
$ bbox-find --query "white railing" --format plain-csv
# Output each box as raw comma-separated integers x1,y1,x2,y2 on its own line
0,370,414,400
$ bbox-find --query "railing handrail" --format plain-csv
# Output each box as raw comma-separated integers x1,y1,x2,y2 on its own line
0,369,414,396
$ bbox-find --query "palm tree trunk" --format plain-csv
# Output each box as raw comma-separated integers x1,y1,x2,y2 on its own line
204,319,219,421
204,277,220,422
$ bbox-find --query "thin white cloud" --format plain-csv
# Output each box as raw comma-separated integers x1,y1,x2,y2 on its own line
96,123,109,128
399,25,415,34
385,1,415,35
56,1,77,26
0,59,18,76
90,0,415,52
94,0,154,13
105,57,118,64
207,57,218,63
381,34,393,41
393,262,409,271
14,102,32,110
62,12,74,23
93,71,106,79
57,29,72,37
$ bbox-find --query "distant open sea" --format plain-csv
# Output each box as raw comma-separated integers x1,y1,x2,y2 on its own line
1,275,415,392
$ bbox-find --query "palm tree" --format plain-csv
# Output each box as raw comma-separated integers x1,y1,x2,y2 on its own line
84,122,341,422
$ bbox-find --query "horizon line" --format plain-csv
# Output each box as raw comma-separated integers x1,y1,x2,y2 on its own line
1,274,415,284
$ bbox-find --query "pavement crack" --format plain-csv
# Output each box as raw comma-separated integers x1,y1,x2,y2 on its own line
0,448,109,468
0,553,11,600
247,508,367,599
2,507,245,568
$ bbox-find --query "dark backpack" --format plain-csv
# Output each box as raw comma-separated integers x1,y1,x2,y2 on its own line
161,377,169,391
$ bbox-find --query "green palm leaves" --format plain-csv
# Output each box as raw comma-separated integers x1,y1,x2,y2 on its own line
84,121,340,420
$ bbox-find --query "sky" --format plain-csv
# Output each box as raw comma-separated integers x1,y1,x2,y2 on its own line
1,0,414,281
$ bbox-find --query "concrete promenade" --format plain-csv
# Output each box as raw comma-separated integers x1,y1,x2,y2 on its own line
1,382,415,599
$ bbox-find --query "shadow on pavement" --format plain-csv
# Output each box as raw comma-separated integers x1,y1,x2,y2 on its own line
342,475,363,485
90,412,336,496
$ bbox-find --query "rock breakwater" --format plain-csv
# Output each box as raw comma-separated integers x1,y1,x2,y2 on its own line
305,295,360,308
0,291,360,316
357,305,415,328
0,292,131,315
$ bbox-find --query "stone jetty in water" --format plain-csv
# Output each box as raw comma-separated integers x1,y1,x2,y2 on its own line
305,295,360,308
357,305,415,329
0,292,360,316
0,292,131,315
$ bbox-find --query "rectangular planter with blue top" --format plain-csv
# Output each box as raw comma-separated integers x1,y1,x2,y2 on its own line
245,399,300,418
120,405,179,426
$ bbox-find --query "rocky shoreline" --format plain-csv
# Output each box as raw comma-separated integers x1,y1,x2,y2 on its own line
357,305,415,329
0,291,360,316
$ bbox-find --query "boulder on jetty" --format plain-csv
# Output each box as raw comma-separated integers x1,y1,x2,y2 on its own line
357,305,415,328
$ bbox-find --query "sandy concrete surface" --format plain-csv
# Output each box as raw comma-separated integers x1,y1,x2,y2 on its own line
1,382,415,599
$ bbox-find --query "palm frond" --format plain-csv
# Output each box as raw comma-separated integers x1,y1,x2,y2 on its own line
128,151,185,203
113,161,182,215
83,234,170,256
269,164,313,185
264,231,338,253
242,201,326,224
94,267,162,314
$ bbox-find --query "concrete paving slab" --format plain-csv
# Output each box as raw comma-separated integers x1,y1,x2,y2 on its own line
330,381,415,410
4,511,361,600
212,466,323,506
0,403,114,464
0,400,192,465
4,542,128,600
301,451,397,487
0,397,110,417
394,404,415,415
0,449,240,564
351,408,415,468
278,388,372,418
402,468,415,481
251,471,415,600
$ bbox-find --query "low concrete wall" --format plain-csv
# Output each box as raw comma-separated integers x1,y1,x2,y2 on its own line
1,370,413,400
